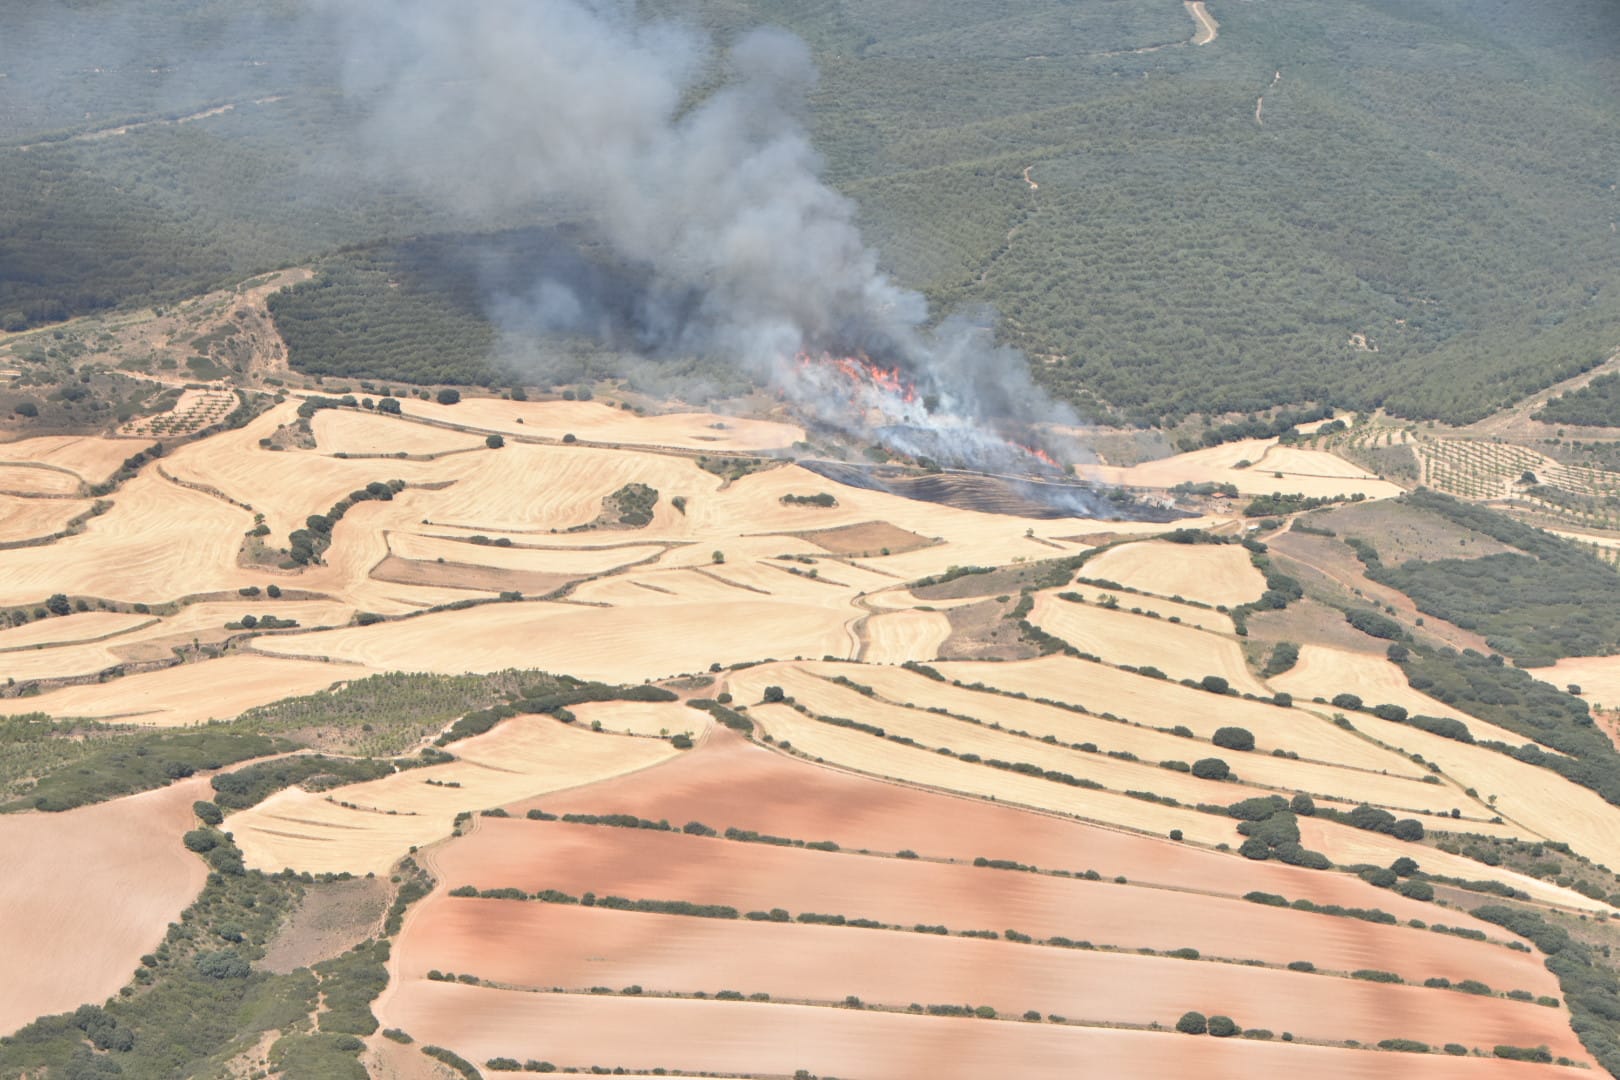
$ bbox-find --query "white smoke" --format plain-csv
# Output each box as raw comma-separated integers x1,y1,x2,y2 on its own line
328,0,1091,470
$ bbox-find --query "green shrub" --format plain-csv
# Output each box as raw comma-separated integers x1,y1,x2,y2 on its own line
1207,1015,1239,1038
1176,1011,1208,1035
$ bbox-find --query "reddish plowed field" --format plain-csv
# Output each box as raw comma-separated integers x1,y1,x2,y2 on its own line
435,820,1557,993
399,899,1583,1056
516,732,1492,927
381,983,1587,1080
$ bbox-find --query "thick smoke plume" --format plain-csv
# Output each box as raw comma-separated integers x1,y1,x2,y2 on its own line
329,0,1091,472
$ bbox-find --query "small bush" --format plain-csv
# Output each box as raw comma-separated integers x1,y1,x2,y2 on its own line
1207,1015,1240,1038
1176,1011,1208,1035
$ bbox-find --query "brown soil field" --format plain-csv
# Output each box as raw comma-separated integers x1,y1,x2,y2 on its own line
260,876,391,974
0,777,210,1035
1307,501,1517,564
1246,596,1390,654
1079,540,1265,607
401,397,805,451
399,900,1581,1057
253,598,857,682
226,716,678,875
27,654,360,726
0,493,92,543
1027,593,1272,694
515,730,1488,924
1088,438,1403,500
427,822,1560,993
380,984,1589,1080
792,520,936,555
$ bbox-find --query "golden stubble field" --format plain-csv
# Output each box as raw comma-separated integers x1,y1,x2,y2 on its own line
5,391,1619,1073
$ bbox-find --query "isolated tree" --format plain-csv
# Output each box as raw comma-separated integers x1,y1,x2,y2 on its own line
437,388,461,405
1191,757,1230,781
1212,726,1255,751
486,433,504,449
1176,1011,1208,1035
762,686,785,704
1200,675,1230,695
1208,1015,1240,1038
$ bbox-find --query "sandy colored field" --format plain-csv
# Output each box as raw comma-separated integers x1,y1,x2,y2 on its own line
0,610,152,650
1269,645,1528,743
1089,438,1403,500
0,464,80,495
1079,540,1264,607
747,664,1481,826
1535,655,1620,711
0,434,137,485
517,730,1493,927
859,609,949,664
382,984,1587,1080
162,402,456,541
400,900,1580,1057
434,820,1558,992
1028,593,1270,695
737,667,1296,811
1292,819,1606,912
388,533,667,575
567,701,712,738
310,409,486,456
747,701,1244,844
253,599,856,682
1062,583,1234,632
227,716,677,875
0,470,254,607
0,493,93,542
889,656,1401,773
0,777,210,1036
28,654,358,726
402,397,804,452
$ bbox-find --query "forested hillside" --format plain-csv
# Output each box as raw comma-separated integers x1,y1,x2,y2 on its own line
2,0,1616,425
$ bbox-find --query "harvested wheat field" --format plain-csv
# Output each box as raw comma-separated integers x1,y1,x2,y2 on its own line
430,821,1559,995
1535,655,1620,711
1079,540,1265,607
253,599,857,682
0,471,253,607
28,654,359,726
859,609,950,664
0,493,92,542
0,777,210,1035
1061,582,1234,632
1089,438,1403,500
738,663,1481,824
0,434,141,486
0,464,81,495
401,396,804,451
1027,593,1271,694
310,408,487,456
380,983,1588,1080
0,610,153,651
226,716,678,875
566,700,711,738
398,900,1581,1057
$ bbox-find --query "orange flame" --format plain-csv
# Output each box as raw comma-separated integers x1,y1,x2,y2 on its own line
798,350,918,405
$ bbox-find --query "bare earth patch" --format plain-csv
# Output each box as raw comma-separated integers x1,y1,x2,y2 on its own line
791,520,936,556
261,876,392,974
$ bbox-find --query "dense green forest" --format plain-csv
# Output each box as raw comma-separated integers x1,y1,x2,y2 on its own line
1535,373,1620,428
2,0,1617,424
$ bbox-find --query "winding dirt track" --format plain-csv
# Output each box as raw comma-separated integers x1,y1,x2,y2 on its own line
1185,1,1218,45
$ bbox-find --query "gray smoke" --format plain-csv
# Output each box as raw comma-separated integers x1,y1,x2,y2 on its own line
328,0,1091,469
